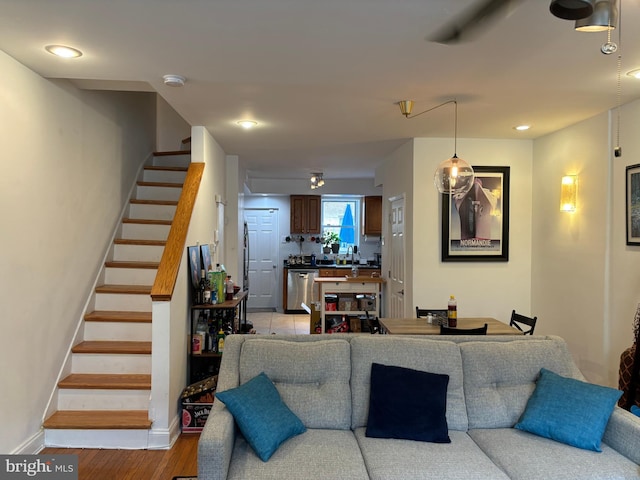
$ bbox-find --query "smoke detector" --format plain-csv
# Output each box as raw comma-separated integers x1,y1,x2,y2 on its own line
163,74,185,87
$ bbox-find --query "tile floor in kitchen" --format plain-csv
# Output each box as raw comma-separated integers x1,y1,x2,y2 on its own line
246,310,312,335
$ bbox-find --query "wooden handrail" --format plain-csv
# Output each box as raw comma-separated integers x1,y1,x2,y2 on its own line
151,162,204,301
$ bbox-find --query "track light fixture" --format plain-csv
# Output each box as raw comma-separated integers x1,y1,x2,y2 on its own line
398,99,475,195
310,172,325,189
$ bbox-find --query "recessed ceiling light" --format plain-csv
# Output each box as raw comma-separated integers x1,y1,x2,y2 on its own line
163,74,185,87
45,45,82,58
514,125,531,131
237,120,258,129
626,69,640,79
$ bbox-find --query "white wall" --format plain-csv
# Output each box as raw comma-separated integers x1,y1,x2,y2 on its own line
378,137,533,320
379,139,415,317
156,96,191,151
0,50,156,453
533,102,640,386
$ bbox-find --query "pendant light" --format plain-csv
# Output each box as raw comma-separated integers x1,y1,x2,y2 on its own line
549,0,594,20
398,99,475,195
575,0,617,32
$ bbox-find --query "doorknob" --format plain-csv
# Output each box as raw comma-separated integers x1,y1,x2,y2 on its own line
397,289,404,295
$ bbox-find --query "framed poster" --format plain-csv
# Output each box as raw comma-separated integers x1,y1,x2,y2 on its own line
441,166,510,262
626,163,640,246
187,245,201,289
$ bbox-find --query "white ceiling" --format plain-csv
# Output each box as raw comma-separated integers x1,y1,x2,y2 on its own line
2,0,638,182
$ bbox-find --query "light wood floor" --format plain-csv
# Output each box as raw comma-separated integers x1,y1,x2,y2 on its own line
41,433,199,480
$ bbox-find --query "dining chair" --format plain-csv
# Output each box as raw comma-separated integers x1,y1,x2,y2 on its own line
509,310,538,335
416,307,448,318
440,323,488,335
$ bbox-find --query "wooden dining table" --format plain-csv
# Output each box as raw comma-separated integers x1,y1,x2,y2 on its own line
378,317,522,335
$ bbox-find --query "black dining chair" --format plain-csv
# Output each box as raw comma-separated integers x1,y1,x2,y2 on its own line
440,324,488,335
416,307,448,318
509,310,538,335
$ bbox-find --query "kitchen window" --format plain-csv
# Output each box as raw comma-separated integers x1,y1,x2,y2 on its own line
321,197,360,254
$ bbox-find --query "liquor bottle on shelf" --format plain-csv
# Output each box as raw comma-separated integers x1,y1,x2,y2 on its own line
198,269,207,305
226,275,234,301
216,328,226,353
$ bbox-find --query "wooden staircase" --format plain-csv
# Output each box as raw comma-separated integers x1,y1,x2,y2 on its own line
43,150,191,448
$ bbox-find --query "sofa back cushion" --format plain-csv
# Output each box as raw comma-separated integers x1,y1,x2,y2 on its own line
460,336,582,429
238,338,352,429
350,336,468,431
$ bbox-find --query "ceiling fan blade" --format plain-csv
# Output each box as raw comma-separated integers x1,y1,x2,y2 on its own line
429,0,521,44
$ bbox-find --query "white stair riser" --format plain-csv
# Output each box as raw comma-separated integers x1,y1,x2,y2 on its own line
71,353,151,374
104,267,157,285
136,185,182,202
44,429,150,449
143,169,187,183
121,223,170,241
128,203,176,221
57,389,150,411
152,155,191,168
113,244,164,262
94,293,151,312
84,321,152,341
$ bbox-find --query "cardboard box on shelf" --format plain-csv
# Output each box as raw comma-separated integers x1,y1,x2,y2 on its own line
181,375,217,433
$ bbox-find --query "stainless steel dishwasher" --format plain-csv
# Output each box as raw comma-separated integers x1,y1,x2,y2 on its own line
286,269,318,313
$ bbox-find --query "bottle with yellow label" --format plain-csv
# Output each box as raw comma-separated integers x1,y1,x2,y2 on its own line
216,329,226,353
447,295,457,328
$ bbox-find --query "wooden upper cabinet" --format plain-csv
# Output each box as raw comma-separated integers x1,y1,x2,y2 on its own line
290,195,321,234
363,196,382,235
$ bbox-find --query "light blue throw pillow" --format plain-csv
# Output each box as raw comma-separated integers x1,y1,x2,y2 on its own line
515,368,622,452
631,405,640,417
215,372,306,461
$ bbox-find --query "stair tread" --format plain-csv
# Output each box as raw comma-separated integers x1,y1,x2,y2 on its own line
43,410,152,429
114,238,166,246
122,218,172,225
85,311,152,323
95,284,152,294
72,341,151,355
153,150,191,156
59,373,151,390
136,181,183,188
129,199,178,206
105,261,159,269
144,165,188,172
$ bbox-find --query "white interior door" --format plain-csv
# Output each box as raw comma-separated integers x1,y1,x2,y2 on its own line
245,209,279,310
388,196,405,318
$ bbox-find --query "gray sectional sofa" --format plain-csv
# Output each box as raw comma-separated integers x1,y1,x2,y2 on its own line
198,334,640,480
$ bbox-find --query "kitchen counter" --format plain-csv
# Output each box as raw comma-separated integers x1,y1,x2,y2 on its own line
314,276,385,284
285,263,381,270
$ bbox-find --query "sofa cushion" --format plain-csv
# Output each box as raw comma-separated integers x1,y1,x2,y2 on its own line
514,368,622,451
366,363,450,443
351,336,468,431
355,428,511,480
460,337,582,429
469,427,640,480
238,338,352,429
227,429,369,480
215,372,306,462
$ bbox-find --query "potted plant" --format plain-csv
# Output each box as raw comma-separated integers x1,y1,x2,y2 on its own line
321,231,341,254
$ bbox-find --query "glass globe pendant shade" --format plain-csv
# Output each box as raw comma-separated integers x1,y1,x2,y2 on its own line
433,154,475,195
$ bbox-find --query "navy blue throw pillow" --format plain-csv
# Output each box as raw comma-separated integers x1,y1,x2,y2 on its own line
366,363,451,443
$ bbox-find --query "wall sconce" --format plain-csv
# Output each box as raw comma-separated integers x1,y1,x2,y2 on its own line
560,175,578,212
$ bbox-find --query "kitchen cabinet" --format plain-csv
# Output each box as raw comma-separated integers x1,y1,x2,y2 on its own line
363,196,382,235
315,277,385,334
290,195,321,233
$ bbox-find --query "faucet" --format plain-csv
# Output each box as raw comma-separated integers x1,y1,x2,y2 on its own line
347,246,358,277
